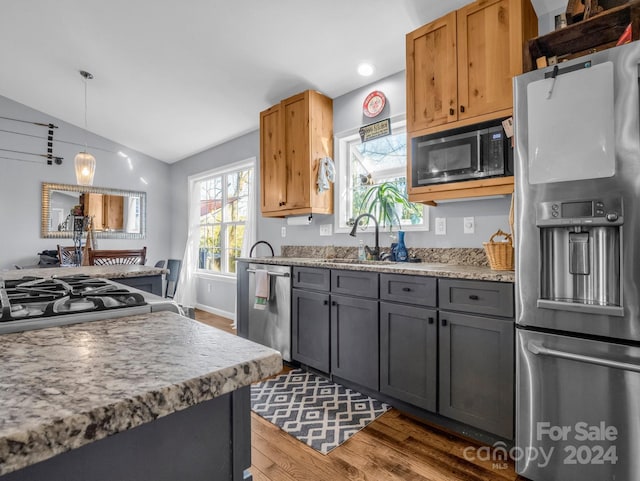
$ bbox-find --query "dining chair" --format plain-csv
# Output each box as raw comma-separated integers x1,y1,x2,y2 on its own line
88,247,147,266
57,245,80,266
165,259,182,298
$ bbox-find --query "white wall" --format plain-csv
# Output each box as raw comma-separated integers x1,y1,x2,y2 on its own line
0,95,173,269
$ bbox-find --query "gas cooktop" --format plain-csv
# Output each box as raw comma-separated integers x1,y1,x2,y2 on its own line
0,275,156,334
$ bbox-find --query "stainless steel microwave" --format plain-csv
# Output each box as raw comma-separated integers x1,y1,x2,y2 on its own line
410,118,513,187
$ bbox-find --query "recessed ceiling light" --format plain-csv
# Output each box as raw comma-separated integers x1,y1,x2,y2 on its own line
357,63,374,77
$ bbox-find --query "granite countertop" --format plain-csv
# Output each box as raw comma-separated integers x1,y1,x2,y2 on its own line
0,312,282,476
238,256,515,283
0,265,167,281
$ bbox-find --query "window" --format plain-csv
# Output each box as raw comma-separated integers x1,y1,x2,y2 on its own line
335,116,428,232
193,161,254,275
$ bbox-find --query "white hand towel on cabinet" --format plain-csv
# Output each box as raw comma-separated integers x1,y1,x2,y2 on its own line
254,270,270,310
317,157,335,193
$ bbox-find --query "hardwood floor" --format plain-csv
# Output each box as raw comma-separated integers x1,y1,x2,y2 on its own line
194,309,525,481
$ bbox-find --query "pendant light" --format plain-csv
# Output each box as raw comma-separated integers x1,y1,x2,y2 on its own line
74,70,96,186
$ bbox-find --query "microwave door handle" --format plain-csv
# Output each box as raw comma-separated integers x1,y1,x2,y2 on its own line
477,131,482,172
527,341,640,373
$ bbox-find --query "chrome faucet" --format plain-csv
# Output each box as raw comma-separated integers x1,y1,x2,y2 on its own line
349,213,380,260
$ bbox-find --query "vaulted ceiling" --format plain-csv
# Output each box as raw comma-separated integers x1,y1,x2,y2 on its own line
0,0,557,163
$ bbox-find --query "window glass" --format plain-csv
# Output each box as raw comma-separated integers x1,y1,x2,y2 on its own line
196,167,253,275
337,120,427,232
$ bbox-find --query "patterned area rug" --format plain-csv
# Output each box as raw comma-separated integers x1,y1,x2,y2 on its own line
251,369,391,454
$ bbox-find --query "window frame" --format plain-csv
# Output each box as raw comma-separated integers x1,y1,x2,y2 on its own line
188,157,255,279
333,115,429,234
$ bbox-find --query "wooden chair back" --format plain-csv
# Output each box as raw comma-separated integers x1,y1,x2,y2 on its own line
57,245,79,266
88,247,147,266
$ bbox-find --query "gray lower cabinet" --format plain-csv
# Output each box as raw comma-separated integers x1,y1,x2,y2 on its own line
3,387,252,481
331,294,379,391
438,311,514,439
112,275,162,296
379,302,437,411
291,289,330,372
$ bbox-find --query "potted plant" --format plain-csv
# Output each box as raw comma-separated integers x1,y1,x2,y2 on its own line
355,181,421,231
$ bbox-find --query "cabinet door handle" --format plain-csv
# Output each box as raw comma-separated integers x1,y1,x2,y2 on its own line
469,294,479,300
449,108,455,116
460,105,465,113
402,287,412,292
331,300,337,306
323,300,328,305
441,319,448,327
428,317,434,324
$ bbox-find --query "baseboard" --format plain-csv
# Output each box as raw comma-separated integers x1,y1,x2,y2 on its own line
195,303,236,322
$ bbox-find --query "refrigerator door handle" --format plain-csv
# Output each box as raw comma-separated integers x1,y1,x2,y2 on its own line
527,341,640,373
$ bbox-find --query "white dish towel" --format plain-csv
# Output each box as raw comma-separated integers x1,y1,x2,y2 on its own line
317,157,335,193
254,270,270,310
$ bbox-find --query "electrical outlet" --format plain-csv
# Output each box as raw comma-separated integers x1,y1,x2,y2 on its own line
319,224,333,236
435,217,447,235
281,226,287,238
464,217,475,234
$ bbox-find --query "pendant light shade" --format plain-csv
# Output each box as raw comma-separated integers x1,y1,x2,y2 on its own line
75,70,96,186
74,151,96,186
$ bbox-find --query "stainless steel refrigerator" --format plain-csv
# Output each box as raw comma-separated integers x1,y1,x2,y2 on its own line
514,41,640,481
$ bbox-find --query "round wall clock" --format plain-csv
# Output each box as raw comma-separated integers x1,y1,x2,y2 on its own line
363,90,386,118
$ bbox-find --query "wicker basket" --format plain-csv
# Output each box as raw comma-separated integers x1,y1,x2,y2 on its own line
483,229,514,271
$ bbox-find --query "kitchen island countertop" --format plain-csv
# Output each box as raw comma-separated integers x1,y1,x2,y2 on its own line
0,265,167,281
0,311,282,476
238,256,515,283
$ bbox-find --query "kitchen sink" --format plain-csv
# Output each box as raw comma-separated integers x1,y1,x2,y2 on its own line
319,258,397,265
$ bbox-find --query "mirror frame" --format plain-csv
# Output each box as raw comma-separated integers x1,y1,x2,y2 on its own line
41,182,147,239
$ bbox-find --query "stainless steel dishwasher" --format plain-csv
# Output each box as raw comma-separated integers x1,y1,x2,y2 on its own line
247,263,291,361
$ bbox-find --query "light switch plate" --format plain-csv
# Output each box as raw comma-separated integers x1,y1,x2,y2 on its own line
435,217,446,236
464,217,475,234
319,224,333,236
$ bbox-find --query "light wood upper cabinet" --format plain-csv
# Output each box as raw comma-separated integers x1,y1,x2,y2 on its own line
457,0,537,121
259,104,286,212
406,12,458,132
406,0,537,204
406,0,538,134
81,193,124,231
260,90,333,217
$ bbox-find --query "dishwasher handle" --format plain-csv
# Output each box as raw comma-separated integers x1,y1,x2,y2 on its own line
247,269,290,277
527,341,640,373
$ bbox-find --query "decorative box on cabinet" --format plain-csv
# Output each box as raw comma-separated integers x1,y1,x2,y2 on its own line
259,90,333,217
524,1,640,72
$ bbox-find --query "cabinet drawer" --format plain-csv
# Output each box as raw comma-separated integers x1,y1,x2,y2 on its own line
331,270,378,298
380,274,436,307
293,267,330,291
439,279,513,318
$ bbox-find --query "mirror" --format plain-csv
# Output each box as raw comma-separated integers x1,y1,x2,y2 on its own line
41,182,146,239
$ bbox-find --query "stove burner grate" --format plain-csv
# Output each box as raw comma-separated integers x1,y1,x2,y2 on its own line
0,275,148,322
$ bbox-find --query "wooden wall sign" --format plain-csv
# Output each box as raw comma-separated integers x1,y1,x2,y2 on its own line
359,118,391,142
